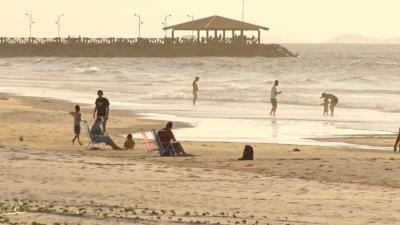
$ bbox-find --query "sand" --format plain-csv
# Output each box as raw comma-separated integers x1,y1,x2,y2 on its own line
0,93,400,225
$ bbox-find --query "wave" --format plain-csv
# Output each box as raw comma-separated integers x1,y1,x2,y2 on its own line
375,61,399,66
0,62,11,67
336,75,373,82
75,66,100,74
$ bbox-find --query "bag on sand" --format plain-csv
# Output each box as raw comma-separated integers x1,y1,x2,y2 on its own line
239,145,254,160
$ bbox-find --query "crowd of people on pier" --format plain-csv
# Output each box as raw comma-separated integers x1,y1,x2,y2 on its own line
0,35,260,46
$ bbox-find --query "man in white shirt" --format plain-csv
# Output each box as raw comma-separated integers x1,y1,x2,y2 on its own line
270,80,282,115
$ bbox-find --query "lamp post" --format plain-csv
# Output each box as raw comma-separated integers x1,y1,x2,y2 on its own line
242,0,245,21
186,14,194,36
54,14,64,38
162,14,172,37
134,13,144,38
25,13,35,38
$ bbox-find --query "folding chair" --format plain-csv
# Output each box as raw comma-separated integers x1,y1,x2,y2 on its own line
140,128,156,153
82,120,106,150
150,129,177,156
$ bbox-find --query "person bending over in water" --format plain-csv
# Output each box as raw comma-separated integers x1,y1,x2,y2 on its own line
270,80,282,116
193,76,200,106
321,92,338,116
323,96,330,116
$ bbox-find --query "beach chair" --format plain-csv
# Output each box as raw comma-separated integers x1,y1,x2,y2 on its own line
140,128,156,153
150,129,176,156
82,120,106,150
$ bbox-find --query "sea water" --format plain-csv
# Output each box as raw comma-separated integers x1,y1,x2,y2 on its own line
1,44,400,150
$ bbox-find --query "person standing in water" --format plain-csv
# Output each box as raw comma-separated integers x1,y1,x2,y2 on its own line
270,80,282,116
192,76,200,106
321,92,338,116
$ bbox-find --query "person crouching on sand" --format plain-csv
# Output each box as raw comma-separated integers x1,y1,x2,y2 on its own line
124,134,135,150
69,104,83,145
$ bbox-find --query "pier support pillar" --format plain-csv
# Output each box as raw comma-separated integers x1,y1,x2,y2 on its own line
258,30,261,44
172,30,175,41
223,30,226,41
197,30,200,42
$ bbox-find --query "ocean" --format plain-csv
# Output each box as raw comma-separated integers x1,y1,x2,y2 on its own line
1,44,400,150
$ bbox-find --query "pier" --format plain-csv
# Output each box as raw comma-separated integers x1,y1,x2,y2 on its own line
0,15,296,57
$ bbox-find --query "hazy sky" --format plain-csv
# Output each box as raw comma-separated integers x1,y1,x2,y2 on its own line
1,0,400,42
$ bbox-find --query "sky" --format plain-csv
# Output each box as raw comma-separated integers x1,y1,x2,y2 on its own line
1,0,400,42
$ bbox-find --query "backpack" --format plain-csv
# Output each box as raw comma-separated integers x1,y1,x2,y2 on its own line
239,145,254,160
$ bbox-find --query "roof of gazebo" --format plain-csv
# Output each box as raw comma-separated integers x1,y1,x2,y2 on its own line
164,15,269,31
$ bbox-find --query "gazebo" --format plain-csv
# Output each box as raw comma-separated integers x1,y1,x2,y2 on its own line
163,15,269,44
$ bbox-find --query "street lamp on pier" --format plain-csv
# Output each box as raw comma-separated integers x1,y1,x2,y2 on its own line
54,14,64,38
162,14,172,37
134,13,144,38
25,13,35,38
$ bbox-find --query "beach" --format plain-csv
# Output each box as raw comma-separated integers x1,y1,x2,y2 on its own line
1,93,400,225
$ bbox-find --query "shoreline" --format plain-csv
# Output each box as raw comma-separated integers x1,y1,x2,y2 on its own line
0,92,394,152
1,92,400,188
1,92,400,224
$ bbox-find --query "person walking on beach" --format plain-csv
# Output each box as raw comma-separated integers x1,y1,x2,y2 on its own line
321,92,338,116
270,80,282,116
93,90,110,133
193,76,200,106
69,104,83,145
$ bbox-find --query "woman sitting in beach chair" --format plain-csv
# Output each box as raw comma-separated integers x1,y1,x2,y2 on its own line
157,121,187,156
91,117,122,150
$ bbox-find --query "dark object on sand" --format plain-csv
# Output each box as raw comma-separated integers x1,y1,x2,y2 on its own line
239,145,254,160
293,148,301,152
19,136,24,142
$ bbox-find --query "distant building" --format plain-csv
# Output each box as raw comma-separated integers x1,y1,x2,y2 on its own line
164,15,269,44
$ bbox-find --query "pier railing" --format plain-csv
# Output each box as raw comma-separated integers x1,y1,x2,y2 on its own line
0,36,260,45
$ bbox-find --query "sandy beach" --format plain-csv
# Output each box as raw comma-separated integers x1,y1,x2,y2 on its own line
1,93,400,225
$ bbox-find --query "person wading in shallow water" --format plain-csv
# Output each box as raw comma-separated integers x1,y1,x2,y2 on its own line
193,76,200,106
320,92,338,116
270,80,282,116
93,90,110,133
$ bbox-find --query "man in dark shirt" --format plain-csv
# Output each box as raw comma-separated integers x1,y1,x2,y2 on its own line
93,90,110,133
157,121,186,156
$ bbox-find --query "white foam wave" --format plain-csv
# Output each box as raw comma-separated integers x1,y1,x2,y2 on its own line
75,66,100,74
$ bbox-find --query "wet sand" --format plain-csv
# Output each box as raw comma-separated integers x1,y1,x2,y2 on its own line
0,93,400,224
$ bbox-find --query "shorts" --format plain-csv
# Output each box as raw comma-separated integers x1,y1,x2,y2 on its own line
74,125,81,135
93,135,113,145
271,98,277,107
